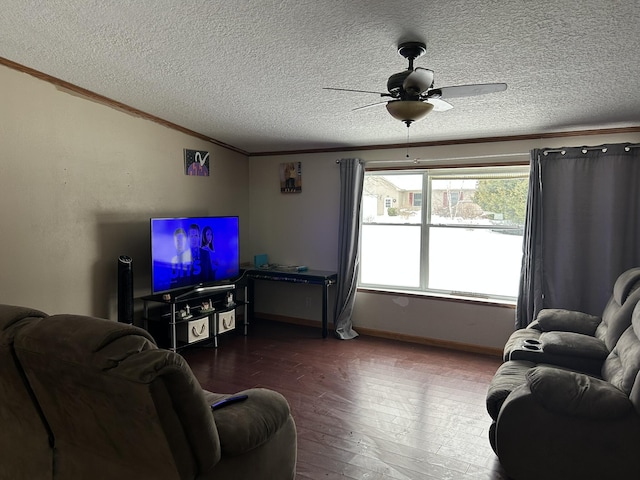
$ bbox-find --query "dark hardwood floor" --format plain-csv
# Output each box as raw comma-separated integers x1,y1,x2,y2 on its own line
181,319,509,480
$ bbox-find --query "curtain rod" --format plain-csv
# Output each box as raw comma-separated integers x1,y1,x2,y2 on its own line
543,146,607,155
336,152,529,164
542,143,640,155
338,143,640,162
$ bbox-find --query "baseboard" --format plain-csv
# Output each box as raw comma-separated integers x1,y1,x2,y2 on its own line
255,313,323,329
253,312,503,357
354,326,503,357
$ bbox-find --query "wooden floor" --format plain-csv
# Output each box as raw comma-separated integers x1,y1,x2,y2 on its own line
181,319,510,480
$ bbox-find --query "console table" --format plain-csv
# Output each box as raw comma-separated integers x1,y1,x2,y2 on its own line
245,268,337,338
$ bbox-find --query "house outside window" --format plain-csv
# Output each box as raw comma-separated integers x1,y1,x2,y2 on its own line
360,165,530,300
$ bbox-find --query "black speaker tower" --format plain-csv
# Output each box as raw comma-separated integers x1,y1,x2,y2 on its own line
117,255,133,324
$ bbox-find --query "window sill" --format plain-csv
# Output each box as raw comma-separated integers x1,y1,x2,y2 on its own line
356,286,517,309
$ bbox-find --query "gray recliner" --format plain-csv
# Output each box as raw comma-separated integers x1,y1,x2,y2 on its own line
503,267,640,375
2,305,297,480
0,305,52,480
486,300,640,480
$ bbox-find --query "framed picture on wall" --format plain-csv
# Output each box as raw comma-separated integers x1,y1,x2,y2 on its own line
184,149,210,176
279,162,302,193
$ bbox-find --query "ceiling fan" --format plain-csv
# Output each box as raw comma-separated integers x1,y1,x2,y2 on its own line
324,41,507,127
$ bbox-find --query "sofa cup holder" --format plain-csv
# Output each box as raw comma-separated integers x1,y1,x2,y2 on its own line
522,342,542,351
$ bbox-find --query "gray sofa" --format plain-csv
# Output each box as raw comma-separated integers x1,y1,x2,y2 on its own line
486,299,640,479
503,267,640,375
0,304,297,480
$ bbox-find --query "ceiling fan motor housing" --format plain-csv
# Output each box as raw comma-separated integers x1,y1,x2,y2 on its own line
387,42,428,98
387,71,411,95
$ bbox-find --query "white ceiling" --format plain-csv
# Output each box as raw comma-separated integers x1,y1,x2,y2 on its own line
2,0,639,154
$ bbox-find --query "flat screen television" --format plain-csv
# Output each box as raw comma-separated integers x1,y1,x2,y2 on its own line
150,216,239,294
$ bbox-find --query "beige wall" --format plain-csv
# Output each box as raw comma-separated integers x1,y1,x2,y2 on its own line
249,133,640,351
3,62,639,351
0,65,249,318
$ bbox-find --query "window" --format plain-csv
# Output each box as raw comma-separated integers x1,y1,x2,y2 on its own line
360,165,530,300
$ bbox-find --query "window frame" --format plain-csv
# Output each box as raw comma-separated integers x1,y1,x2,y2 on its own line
359,164,530,302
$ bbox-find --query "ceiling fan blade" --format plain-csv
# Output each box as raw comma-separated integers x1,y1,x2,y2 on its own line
352,101,389,112
323,87,390,96
403,68,434,95
427,98,453,112
429,83,507,99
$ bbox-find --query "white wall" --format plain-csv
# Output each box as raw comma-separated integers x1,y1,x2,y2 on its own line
248,133,640,351
0,65,250,318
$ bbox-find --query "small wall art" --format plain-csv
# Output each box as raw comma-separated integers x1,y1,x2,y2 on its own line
279,162,302,193
184,149,210,176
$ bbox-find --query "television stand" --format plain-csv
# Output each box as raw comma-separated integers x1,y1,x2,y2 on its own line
175,283,234,300
142,284,247,352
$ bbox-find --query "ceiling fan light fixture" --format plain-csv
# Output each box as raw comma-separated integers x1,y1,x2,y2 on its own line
386,100,434,126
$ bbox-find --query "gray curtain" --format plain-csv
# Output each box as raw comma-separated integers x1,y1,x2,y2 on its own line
516,149,545,328
516,143,640,328
334,158,364,340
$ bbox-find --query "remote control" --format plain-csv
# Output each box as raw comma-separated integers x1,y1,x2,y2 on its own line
210,394,248,411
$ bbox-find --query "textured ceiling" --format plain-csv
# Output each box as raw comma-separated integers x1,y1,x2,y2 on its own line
2,0,639,154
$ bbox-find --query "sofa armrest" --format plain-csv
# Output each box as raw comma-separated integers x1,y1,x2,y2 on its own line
536,309,601,335
205,388,292,456
525,365,631,419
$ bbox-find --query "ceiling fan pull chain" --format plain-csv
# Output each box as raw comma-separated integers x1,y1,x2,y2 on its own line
406,128,410,158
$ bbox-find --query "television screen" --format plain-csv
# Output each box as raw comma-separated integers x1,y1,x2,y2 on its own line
150,216,239,294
